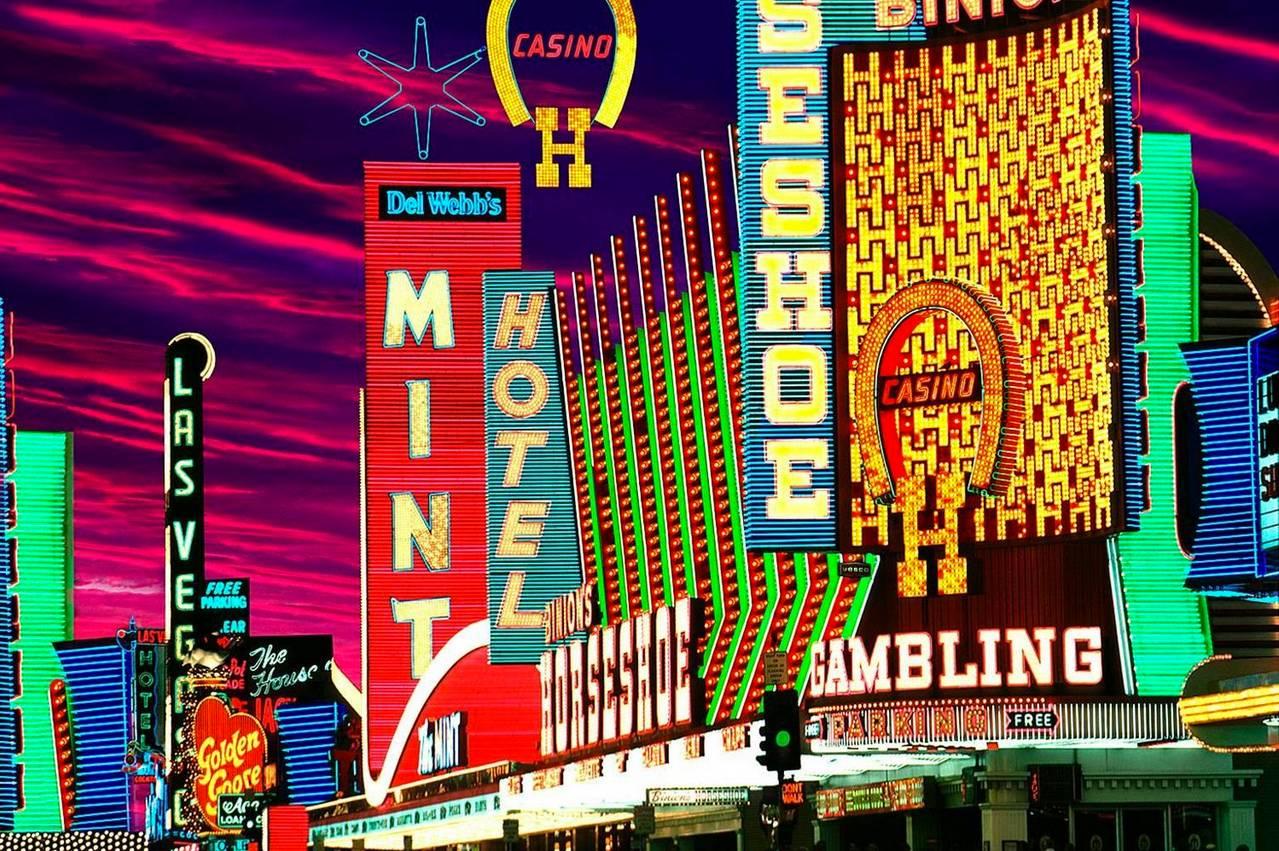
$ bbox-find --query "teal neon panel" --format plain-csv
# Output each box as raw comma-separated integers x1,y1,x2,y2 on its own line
484,272,584,663
1116,133,1213,696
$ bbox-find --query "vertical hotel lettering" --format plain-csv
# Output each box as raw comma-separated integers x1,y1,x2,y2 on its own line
738,0,835,549
362,164,533,792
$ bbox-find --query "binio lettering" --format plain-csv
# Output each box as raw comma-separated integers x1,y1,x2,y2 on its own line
875,0,1066,29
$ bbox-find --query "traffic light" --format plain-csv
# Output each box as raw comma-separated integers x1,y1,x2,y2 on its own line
756,688,802,772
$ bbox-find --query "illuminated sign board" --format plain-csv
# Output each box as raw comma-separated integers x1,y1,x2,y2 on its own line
165,333,215,663
1259,370,1279,551
648,787,749,807
239,635,335,734
132,639,166,753
544,584,598,645
378,186,507,221
809,627,1104,699
485,271,583,663
735,0,937,550
310,793,502,843
165,332,216,826
815,778,933,818
538,597,703,757
215,794,265,831
1181,656,1279,752
361,162,537,802
873,0,1092,29
191,697,271,831
848,777,932,815
832,5,1123,585
811,698,1183,748
1182,328,1279,590
417,711,466,775
197,578,250,652
1006,708,1059,732
486,0,637,189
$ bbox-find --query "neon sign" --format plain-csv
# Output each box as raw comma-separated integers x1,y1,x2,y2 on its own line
808,627,1104,698
361,163,537,803
417,712,466,775
539,597,703,757
485,271,583,663
486,0,637,189
831,8,1122,599
512,34,614,59
192,697,270,830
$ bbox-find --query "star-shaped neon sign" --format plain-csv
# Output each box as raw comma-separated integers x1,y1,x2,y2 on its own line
358,16,486,160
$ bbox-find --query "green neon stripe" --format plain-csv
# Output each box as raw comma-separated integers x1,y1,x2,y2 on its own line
733,552,781,717
614,345,652,613
595,364,631,622
841,553,881,640
577,374,608,627
704,267,753,721
684,297,725,690
637,328,675,607
796,555,842,692
777,552,810,659
660,310,698,599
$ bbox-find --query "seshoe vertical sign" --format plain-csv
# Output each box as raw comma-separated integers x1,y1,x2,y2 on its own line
361,163,539,801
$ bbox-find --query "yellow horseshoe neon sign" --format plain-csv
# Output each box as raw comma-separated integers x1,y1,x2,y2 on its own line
852,278,1026,504
486,0,637,128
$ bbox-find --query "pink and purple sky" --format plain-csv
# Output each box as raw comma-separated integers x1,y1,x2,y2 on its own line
0,0,1274,678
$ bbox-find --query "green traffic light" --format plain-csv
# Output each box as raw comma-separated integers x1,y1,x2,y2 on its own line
776,730,791,748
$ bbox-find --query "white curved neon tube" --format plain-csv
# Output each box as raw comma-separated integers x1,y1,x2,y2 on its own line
361,619,491,807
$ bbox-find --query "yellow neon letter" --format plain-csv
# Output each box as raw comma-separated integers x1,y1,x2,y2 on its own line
758,0,822,53
496,292,547,349
765,439,830,520
763,344,827,425
755,251,831,332
758,67,822,146
496,431,549,487
761,159,825,238
407,379,430,459
383,269,455,348
498,500,550,557
494,361,550,419
496,572,546,629
391,597,450,678
391,492,451,572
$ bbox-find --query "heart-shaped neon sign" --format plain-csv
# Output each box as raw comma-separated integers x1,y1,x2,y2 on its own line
192,696,269,828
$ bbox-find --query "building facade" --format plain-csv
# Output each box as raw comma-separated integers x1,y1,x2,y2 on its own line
10,431,75,832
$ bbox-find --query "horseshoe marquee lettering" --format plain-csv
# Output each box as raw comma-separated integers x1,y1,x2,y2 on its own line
851,278,1027,504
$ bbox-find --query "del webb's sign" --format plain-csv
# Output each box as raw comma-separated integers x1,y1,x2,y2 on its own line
540,597,703,757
